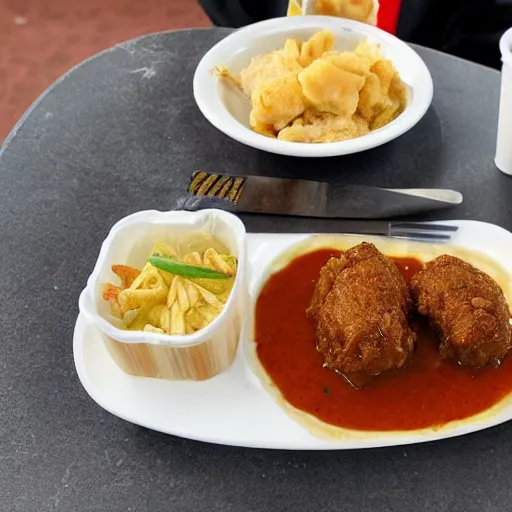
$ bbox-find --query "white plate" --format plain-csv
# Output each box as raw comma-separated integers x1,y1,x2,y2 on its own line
74,221,512,450
193,16,434,158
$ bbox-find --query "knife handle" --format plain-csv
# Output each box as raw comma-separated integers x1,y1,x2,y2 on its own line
188,171,246,205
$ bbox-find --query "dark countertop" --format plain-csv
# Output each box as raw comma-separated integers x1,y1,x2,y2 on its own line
1,28,512,512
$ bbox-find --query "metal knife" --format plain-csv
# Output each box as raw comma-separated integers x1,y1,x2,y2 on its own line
182,171,463,219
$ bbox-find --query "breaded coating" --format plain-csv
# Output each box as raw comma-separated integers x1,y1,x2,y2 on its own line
323,51,372,76
240,50,303,98
371,59,395,95
284,38,302,59
213,32,408,143
298,59,365,116
278,111,369,143
251,75,305,131
411,255,512,368
357,72,385,121
298,30,334,67
307,242,416,376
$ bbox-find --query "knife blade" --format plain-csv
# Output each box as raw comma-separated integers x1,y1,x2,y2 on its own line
185,171,463,219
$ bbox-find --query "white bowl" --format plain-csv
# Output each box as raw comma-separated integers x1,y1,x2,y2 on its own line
78,209,247,381
193,15,434,158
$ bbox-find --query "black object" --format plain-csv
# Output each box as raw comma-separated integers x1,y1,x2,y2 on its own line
399,0,512,69
198,0,511,68
197,0,287,26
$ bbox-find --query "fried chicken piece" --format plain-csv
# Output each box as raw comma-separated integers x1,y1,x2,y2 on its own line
307,242,416,376
410,255,512,368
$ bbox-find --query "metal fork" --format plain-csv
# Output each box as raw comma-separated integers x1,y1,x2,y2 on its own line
173,195,458,242
286,220,459,242
338,221,458,242
388,222,458,242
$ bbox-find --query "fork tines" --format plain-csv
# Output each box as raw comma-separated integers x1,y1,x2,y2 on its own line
389,222,458,242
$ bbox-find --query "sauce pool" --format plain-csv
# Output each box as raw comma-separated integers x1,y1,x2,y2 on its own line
255,249,512,431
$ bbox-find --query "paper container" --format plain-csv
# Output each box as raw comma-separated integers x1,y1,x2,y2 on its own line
287,0,380,25
78,209,247,381
495,28,512,176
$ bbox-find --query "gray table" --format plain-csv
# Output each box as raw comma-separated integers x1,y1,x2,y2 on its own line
1,28,512,512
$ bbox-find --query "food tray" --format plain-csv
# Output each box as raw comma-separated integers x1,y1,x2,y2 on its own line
74,220,512,449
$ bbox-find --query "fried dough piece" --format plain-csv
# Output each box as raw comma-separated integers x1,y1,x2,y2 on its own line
284,38,302,59
357,72,384,122
323,51,371,76
389,74,407,103
307,242,415,376
369,74,407,129
298,59,365,116
278,111,369,142
370,99,402,130
298,30,334,67
371,59,395,95
213,31,408,142
239,50,303,98
250,117,277,138
410,255,512,368
354,40,382,65
212,65,242,90
315,0,375,22
358,62,406,127
251,75,305,131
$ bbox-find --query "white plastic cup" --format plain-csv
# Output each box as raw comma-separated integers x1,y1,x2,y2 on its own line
78,209,247,381
495,28,512,175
